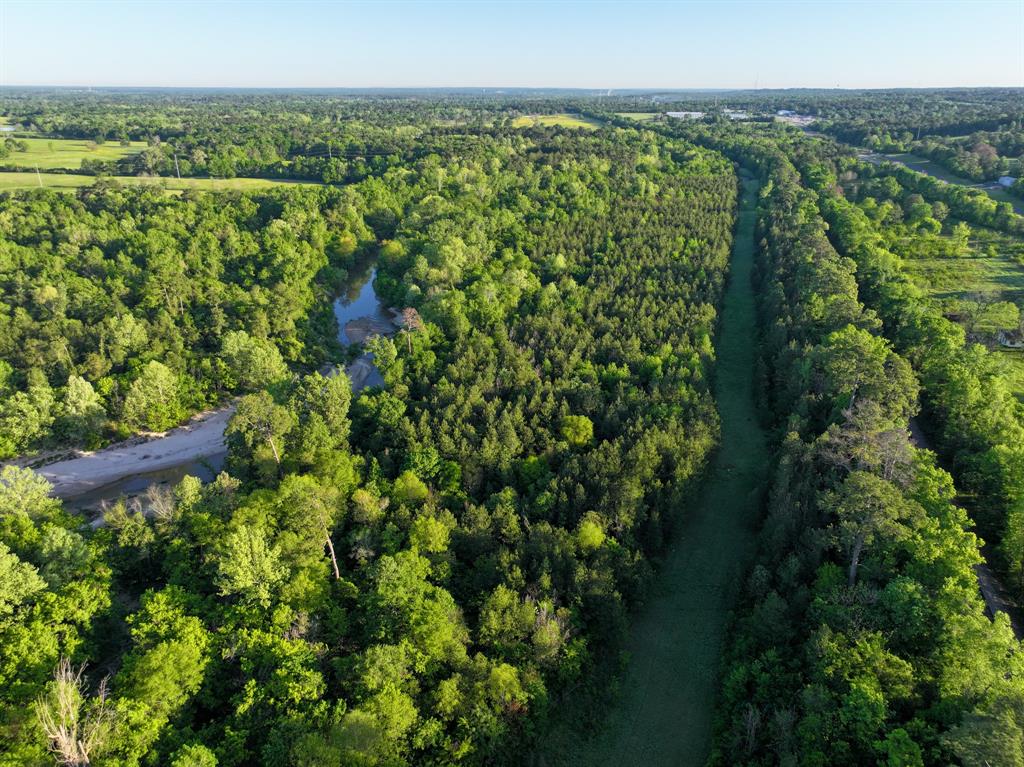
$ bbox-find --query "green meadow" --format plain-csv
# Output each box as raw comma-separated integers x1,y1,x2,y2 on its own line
1,136,148,170
615,112,660,122
0,171,323,193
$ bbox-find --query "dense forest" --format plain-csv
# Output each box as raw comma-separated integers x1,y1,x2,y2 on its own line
2,89,1024,766
0,184,376,456
0,115,743,765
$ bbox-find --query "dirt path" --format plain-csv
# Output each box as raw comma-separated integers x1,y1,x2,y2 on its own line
557,174,767,766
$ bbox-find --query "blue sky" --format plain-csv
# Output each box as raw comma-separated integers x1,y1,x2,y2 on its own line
1,0,1022,89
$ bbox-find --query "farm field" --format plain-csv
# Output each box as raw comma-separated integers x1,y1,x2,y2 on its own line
1,135,147,169
510,112,601,129
0,171,323,192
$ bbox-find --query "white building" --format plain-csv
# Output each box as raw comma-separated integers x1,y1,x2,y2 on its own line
998,176,1017,188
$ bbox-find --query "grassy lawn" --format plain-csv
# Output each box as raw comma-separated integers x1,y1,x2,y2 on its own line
1,136,147,169
511,113,601,129
0,171,323,193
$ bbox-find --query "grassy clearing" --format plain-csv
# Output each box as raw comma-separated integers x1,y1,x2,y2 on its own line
510,113,601,129
545,176,766,766
895,223,1024,398
996,351,1024,402
1,136,147,169
896,222,1024,302
0,171,322,193
615,112,659,122
906,252,1024,306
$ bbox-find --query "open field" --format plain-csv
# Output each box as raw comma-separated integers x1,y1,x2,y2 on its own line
898,226,1024,398
615,112,659,122
0,171,323,193
906,251,1024,306
1,136,147,169
511,113,601,129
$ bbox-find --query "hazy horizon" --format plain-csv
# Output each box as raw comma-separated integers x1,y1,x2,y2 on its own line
2,0,1022,90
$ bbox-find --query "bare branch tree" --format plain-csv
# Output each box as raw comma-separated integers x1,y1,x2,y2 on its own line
145,482,177,529
400,307,423,354
36,658,114,767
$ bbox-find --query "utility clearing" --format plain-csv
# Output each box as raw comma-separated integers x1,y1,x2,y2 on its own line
559,174,767,765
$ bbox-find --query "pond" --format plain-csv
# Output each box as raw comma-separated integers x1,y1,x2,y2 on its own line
332,255,394,345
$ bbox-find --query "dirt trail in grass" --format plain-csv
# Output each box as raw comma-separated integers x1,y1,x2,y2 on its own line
561,174,766,766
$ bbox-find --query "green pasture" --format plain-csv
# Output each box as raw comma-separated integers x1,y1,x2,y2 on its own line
0,171,322,193
1,136,147,170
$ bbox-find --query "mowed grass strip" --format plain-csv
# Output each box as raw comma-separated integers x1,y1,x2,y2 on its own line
0,171,324,193
1,136,147,169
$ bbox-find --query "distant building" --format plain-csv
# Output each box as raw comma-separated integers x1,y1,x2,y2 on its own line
777,109,796,116
723,110,750,120
998,176,1017,188
997,330,1024,349
666,111,705,120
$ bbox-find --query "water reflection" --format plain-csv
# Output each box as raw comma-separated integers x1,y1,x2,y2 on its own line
332,256,392,345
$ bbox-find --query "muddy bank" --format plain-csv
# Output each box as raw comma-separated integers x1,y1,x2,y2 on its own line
38,408,234,499
344,314,399,345
37,348,393,504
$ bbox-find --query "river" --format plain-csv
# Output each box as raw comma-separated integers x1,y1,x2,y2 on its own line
38,260,394,512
